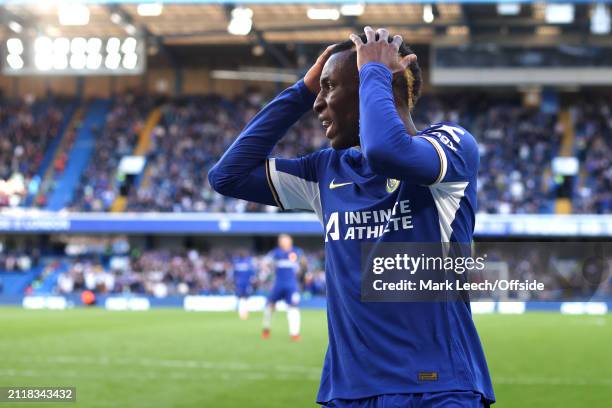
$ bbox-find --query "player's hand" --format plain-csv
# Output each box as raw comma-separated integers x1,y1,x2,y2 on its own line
349,27,417,73
304,44,335,94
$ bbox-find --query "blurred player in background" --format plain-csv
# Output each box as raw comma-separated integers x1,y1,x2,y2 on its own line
210,27,494,407
262,234,305,341
232,249,256,320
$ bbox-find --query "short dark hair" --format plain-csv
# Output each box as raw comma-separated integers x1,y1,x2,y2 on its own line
330,33,422,111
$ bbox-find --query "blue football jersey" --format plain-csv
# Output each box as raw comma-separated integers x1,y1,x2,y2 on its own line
232,256,255,286
208,63,495,405
266,123,493,404
267,247,303,288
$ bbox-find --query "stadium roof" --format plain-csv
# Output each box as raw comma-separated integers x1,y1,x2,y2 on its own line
1,2,609,46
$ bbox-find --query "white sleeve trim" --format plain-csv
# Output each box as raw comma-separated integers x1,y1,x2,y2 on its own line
267,158,289,209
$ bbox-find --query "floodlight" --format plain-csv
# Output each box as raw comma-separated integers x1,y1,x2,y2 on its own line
58,4,90,26
121,37,137,54
423,4,434,24
87,38,102,54
86,53,103,69
340,4,365,17
6,54,24,70
137,3,163,17
9,21,23,33
122,53,138,70
545,4,574,24
52,53,68,70
307,8,340,21
70,53,87,69
591,4,611,34
7,38,23,55
105,53,121,69
497,3,521,16
70,37,87,54
227,7,253,36
106,37,121,54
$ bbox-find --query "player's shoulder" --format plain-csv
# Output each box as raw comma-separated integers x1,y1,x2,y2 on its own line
420,122,476,144
305,146,368,162
419,122,479,157
303,147,336,163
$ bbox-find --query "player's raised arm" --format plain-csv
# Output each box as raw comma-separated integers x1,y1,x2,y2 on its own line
349,28,471,185
207,46,334,206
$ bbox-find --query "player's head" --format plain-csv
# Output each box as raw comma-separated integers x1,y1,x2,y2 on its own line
313,33,422,150
278,234,293,250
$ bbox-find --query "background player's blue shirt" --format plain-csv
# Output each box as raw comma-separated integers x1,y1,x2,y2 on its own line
266,247,303,289
209,62,494,405
232,256,255,287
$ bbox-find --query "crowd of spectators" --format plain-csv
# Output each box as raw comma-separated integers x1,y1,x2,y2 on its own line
1,89,608,215
1,237,609,300
70,93,156,211
0,251,38,273
62,90,563,214
572,95,612,214
53,247,326,298
414,94,562,214
1,243,603,301
126,89,325,212
0,95,70,208
86,90,567,214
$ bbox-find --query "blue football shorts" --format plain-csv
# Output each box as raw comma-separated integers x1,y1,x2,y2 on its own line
268,285,300,306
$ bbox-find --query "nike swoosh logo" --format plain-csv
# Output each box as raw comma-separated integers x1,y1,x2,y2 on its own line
329,179,353,190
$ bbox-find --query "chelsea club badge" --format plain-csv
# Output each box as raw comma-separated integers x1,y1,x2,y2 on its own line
386,178,400,193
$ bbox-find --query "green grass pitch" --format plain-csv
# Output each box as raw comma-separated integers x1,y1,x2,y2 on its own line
0,308,610,407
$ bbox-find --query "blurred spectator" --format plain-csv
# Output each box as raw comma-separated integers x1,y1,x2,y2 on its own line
53,247,324,297
0,95,69,207
71,94,155,211
573,96,612,214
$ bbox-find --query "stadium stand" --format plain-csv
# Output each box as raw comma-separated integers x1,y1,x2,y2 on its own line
0,95,73,208
70,94,155,211
125,91,324,212
573,95,612,214
412,94,563,214
0,91,609,214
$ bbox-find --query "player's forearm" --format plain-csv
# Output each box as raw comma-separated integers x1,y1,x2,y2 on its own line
208,80,316,198
358,63,440,184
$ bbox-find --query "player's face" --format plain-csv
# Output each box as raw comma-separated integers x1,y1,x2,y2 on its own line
314,51,360,150
278,235,292,250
